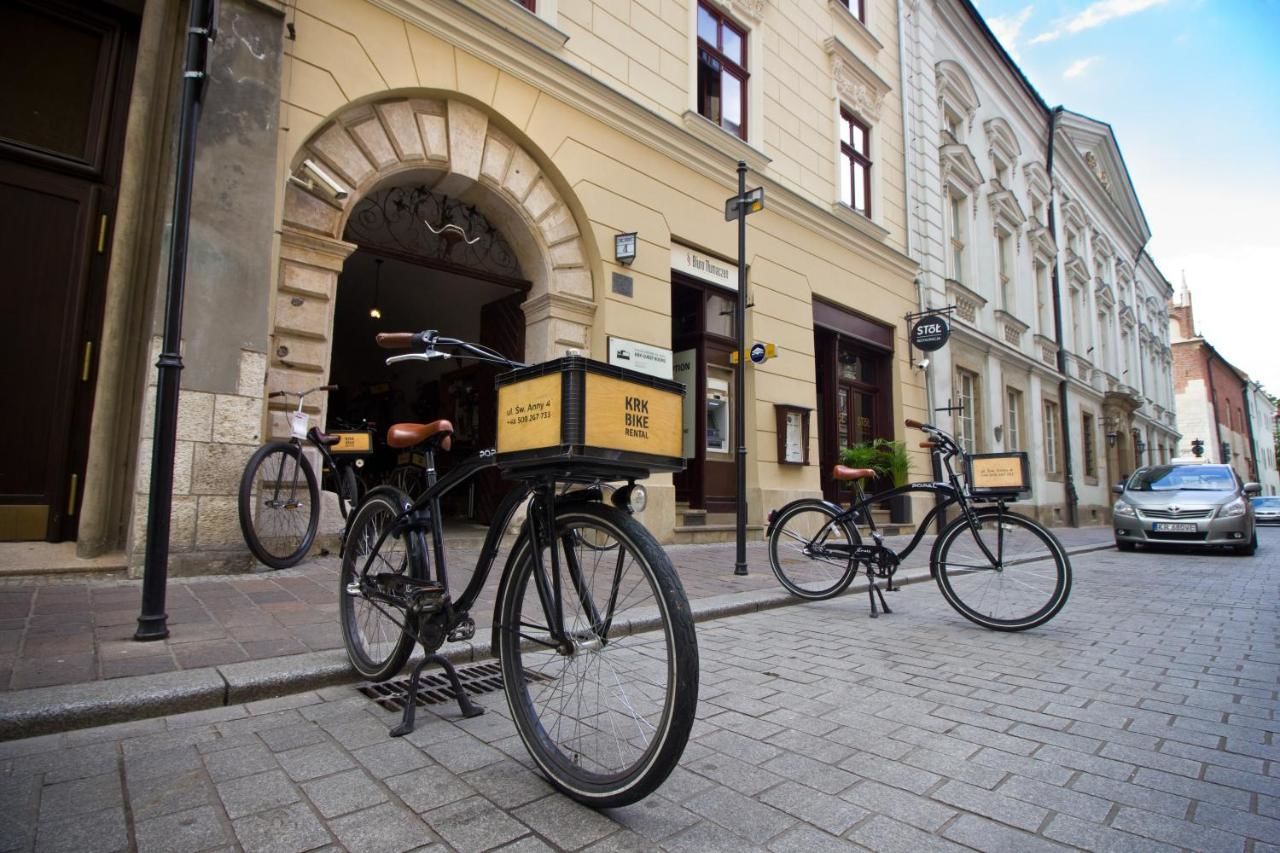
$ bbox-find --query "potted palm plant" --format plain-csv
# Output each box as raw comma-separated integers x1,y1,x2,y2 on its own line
840,438,912,523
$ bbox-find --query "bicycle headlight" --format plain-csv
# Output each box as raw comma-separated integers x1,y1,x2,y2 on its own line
1220,497,1246,518
1113,501,1136,517
612,483,647,513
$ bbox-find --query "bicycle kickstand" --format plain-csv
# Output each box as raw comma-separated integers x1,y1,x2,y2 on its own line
389,653,485,738
867,577,892,618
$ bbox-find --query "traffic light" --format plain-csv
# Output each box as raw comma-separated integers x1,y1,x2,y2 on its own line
1190,439,1205,457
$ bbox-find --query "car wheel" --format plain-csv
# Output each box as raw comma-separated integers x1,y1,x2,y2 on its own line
1116,540,1136,552
1234,530,1257,556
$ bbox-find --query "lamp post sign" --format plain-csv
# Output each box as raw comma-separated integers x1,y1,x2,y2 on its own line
911,315,950,351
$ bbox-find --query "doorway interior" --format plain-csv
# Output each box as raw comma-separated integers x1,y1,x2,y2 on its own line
328,181,529,524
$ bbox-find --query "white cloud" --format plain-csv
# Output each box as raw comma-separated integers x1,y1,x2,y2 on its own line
1063,56,1101,78
1031,0,1170,44
988,6,1034,60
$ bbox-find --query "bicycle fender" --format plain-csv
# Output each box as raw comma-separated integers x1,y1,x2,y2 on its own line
490,528,532,654
766,498,847,536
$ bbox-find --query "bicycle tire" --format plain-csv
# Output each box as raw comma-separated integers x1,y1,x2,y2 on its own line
339,488,418,680
338,464,361,520
238,441,320,569
767,500,861,600
495,503,698,808
932,507,1071,631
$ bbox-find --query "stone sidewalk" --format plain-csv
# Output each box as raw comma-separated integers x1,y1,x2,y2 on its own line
1,541,1276,852
0,528,1114,691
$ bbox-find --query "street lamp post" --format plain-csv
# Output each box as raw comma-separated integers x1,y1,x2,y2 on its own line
724,161,764,576
135,0,217,640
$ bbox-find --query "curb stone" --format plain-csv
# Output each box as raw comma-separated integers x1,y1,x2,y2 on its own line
0,544,1111,739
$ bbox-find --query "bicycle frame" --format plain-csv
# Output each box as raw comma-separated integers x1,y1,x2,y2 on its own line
353,444,601,652
824,445,1011,572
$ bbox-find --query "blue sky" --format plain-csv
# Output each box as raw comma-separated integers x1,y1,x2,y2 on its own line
972,0,1280,395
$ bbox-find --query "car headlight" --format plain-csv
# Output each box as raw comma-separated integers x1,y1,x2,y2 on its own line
1220,497,1247,518
1113,502,1136,517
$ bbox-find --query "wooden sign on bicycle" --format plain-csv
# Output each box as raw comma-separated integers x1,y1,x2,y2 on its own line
495,355,685,480
965,451,1031,496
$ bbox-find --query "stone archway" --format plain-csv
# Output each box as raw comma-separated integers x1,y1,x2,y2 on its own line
268,95,595,436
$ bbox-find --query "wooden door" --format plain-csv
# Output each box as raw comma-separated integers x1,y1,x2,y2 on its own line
0,1,136,541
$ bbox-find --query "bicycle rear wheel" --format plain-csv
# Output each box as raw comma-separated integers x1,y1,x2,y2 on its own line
767,500,860,600
932,507,1071,631
496,503,698,808
238,441,319,569
339,488,417,681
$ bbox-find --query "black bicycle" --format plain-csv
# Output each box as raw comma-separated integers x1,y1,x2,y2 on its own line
767,418,1071,631
339,331,698,808
237,385,367,569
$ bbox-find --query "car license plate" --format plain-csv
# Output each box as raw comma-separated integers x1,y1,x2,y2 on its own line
1153,522,1196,533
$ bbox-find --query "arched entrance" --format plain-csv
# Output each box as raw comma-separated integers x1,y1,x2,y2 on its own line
269,95,596,520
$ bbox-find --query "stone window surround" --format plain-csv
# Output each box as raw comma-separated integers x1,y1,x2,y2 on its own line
935,59,980,141
826,36,890,229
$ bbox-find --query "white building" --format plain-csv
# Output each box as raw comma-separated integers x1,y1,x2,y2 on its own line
1246,382,1279,495
900,0,1178,525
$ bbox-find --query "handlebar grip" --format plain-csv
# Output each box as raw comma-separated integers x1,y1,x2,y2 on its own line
905,418,924,429
920,441,937,449
322,385,338,392
268,391,287,399
376,332,416,350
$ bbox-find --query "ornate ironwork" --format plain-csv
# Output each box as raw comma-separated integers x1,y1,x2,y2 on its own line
343,184,522,279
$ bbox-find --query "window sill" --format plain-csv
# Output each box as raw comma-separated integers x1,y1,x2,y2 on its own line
828,0,883,54
467,0,569,52
830,202,889,242
681,110,771,172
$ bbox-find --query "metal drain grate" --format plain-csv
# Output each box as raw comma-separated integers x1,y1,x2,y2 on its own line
358,661,549,711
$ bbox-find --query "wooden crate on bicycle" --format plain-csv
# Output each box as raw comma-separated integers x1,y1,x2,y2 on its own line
495,355,685,480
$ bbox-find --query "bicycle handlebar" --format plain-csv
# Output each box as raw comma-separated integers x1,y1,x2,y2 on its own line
377,330,527,370
268,385,337,401
905,418,961,455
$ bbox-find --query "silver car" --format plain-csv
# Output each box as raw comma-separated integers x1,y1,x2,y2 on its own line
1113,464,1259,555
1252,496,1280,525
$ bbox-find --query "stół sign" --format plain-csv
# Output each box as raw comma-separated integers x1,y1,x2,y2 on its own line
911,316,950,351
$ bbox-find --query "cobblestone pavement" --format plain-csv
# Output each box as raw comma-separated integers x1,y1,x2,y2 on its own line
0,527,1113,691
2,534,1277,852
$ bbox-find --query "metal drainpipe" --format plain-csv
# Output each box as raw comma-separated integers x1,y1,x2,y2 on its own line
897,0,931,416
1046,106,1078,526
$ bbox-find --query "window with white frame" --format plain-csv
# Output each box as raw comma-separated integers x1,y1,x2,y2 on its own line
1043,399,1061,474
1006,387,1023,450
948,191,967,284
696,2,748,140
955,368,979,454
997,229,1014,310
1035,259,1051,334
839,109,871,218
1082,412,1097,478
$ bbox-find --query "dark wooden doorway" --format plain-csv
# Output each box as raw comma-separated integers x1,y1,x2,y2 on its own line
814,321,893,503
0,1,137,541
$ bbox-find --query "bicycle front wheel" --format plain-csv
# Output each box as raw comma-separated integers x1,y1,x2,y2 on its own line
496,503,698,808
339,489,417,681
767,500,860,600
932,507,1071,631
238,441,319,569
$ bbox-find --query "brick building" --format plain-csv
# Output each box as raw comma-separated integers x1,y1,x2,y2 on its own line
1170,284,1273,490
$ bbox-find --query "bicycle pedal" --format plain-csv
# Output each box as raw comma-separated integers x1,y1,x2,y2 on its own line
448,616,475,643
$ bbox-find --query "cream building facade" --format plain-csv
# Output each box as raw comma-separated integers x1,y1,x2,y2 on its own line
23,0,930,571
900,0,1178,527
